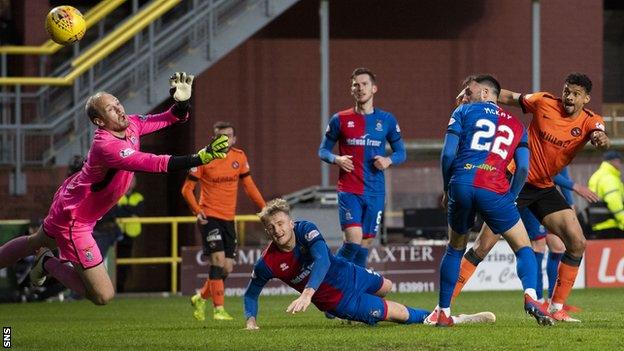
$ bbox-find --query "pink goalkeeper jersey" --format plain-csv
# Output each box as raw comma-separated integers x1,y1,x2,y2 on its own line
51,108,184,224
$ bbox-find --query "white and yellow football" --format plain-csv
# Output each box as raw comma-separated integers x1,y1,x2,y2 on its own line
45,6,86,46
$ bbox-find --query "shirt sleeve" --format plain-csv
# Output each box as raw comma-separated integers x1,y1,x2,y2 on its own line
441,106,464,191
518,92,545,114
244,258,273,319
133,107,185,136
585,114,607,138
318,115,340,164
509,130,530,198
94,137,170,173
305,240,331,291
386,114,406,165
181,169,202,215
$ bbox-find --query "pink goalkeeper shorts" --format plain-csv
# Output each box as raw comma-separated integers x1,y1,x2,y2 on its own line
42,200,103,269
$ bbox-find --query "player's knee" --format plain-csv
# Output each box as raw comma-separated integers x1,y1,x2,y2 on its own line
91,289,115,305
567,235,586,255
376,278,393,296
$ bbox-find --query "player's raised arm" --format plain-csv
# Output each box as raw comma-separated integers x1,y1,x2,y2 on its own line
136,72,195,136
591,130,610,150
243,259,272,330
498,88,522,107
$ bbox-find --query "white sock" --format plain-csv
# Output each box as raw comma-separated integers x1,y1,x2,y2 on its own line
551,302,563,311
524,288,537,300
441,307,451,316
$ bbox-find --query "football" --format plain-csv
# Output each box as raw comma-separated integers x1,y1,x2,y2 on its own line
45,6,86,45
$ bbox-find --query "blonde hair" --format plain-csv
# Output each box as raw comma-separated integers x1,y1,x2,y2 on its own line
258,198,291,223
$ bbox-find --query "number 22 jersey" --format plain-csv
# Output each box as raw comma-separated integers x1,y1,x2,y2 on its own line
446,101,528,194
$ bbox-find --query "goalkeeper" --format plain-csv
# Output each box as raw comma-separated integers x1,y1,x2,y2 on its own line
0,72,228,306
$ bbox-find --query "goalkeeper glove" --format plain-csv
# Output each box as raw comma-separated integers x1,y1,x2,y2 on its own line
197,134,229,164
170,72,194,118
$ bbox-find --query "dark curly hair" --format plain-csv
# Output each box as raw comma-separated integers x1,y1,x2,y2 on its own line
565,73,592,94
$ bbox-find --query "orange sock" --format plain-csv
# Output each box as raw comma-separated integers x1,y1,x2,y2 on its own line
199,279,212,300
551,261,579,305
209,279,225,307
451,257,478,302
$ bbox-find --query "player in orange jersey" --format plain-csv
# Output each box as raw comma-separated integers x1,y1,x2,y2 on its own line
441,73,608,323
182,121,266,321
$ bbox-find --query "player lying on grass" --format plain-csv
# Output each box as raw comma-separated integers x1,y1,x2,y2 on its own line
243,198,495,329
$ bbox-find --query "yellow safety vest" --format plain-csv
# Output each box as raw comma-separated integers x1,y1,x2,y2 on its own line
118,192,144,237
587,161,624,231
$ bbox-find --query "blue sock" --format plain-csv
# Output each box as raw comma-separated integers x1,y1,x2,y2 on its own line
336,242,360,262
438,245,465,309
404,306,430,324
547,252,563,299
515,246,538,292
353,247,369,267
534,251,545,300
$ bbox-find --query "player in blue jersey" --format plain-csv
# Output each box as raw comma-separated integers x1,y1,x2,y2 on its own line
243,198,495,329
318,68,406,268
437,74,553,327
449,167,590,310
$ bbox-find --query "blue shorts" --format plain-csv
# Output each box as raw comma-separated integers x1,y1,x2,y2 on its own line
520,207,546,241
447,183,520,235
338,192,384,239
331,264,386,325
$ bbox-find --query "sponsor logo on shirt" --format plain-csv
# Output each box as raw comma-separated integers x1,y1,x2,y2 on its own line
291,264,312,284
464,163,497,172
119,148,135,158
209,175,239,183
571,127,582,137
538,130,572,148
346,134,382,147
304,230,320,241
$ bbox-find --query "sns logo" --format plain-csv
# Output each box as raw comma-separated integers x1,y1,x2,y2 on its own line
305,230,320,241
3,327,10,348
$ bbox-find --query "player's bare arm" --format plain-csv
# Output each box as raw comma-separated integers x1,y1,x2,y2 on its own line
497,89,521,107
591,130,610,150
572,183,600,203
286,287,315,314
334,155,354,172
373,155,392,170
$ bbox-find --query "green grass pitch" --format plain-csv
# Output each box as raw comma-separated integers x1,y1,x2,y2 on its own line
1,288,623,350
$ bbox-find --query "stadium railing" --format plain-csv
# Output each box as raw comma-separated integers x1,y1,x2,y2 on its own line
116,214,259,294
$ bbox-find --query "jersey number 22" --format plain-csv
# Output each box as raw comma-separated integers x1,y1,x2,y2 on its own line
470,119,514,159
